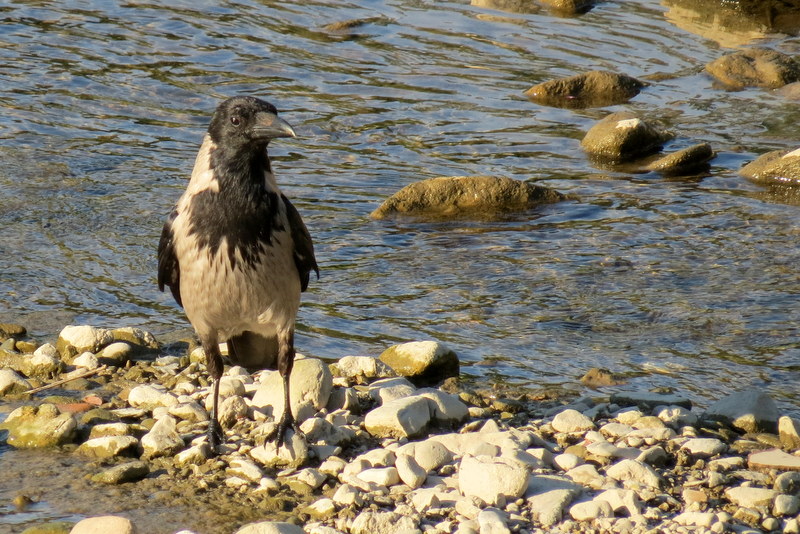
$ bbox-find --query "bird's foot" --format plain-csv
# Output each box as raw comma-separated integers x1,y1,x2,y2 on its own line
207,419,225,455
264,412,298,448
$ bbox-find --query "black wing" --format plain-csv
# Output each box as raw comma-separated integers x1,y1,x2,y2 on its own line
282,195,319,292
157,209,183,307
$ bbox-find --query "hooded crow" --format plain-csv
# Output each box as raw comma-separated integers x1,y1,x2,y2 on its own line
157,96,318,451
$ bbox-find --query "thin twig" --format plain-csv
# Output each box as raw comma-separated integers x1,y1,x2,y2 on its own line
24,365,108,394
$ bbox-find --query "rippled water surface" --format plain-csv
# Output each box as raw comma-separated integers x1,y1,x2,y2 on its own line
2,0,800,448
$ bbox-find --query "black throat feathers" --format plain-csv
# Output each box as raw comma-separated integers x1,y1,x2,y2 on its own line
187,145,284,270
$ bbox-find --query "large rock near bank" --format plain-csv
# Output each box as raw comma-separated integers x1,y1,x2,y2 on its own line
57,325,114,358
706,47,800,90
364,396,432,438
378,341,459,386
702,389,779,433
739,148,800,186
459,455,531,506
525,70,646,108
581,112,673,162
370,176,565,220
251,355,333,424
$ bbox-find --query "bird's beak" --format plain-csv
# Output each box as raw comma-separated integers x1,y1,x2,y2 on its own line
252,112,297,140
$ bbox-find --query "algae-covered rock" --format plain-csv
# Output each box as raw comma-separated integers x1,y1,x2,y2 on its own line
370,176,565,220
91,460,150,484
581,112,673,162
706,47,800,90
1,404,77,448
739,148,800,186
76,435,139,459
0,368,31,395
525,70,646,108
111,327,159,352
539,0,595,14
20,521,74,534
0,323,26,341
379,341,459,386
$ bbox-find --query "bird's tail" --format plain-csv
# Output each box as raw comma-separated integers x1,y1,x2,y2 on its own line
226,331,279,372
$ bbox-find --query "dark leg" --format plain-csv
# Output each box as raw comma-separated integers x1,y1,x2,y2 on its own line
205,341,225,453
270,329,296,447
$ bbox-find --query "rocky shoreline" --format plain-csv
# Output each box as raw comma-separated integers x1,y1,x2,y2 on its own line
1,324,799,534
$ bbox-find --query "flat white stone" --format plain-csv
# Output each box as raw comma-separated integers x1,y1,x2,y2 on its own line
570,500,613,521
606,459,661,488
459,455,530,506
552,409,595,433
748,448,800,471
724,486,779,509
681,438,727,458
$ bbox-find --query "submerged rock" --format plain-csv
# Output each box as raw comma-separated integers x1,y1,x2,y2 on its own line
705,47,800,89
644,143,715,175
538,0,595,14
370,176,566,220
525,70,646,108
739,148,800,186
581,112,673,162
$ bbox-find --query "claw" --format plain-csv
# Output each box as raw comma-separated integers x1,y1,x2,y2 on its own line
262,410,298,447
208,417,224,455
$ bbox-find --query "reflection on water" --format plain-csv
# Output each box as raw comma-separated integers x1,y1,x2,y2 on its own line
662,0,800,47
1,0,799,423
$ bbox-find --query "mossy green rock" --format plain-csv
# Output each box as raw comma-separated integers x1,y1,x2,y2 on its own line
1,404,77,448
91,460,150,484
20,521,74,534
370,176,565,220
379,341,459,387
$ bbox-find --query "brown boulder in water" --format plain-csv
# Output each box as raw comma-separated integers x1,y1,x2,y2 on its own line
370,176,566,220
525,70,647,109
705,47,800,90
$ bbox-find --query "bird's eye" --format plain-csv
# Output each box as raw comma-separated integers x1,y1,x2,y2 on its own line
231,116,241,126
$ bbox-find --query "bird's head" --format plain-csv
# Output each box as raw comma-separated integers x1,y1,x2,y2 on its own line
208,96,296,152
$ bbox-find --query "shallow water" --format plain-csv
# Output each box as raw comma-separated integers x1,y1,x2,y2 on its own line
1,0,800,529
